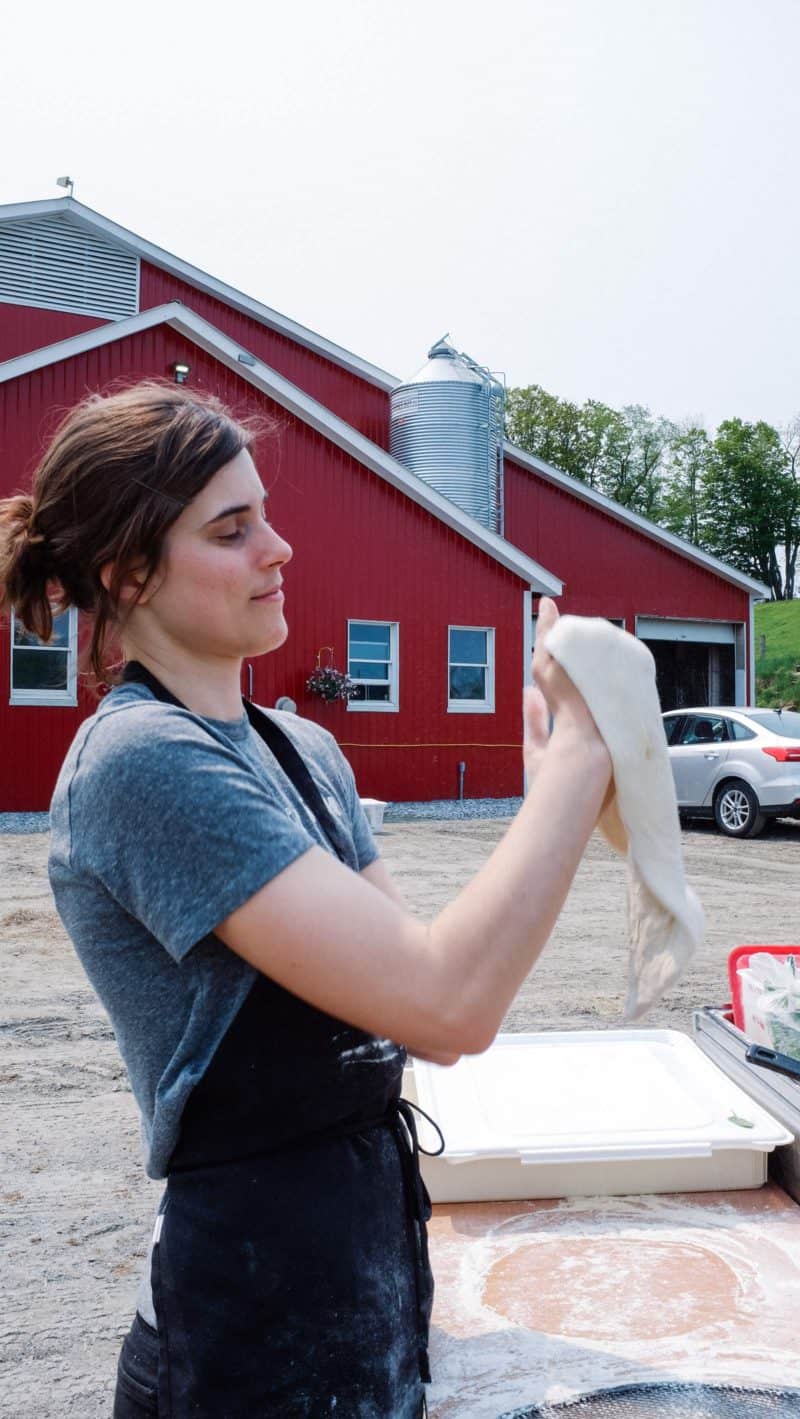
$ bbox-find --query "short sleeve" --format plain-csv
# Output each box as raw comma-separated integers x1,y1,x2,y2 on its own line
332,746,380,872
70,706,318,962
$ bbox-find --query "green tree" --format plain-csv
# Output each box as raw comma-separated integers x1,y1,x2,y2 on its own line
505,386,671,515
703,419,794,599
779,418,800,599
576,400,627,490
505,385,563,467
593,405,676,520
660,426,714,544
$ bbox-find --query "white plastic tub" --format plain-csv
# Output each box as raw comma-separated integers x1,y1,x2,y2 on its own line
402,1029,793,1203
359,797,387,832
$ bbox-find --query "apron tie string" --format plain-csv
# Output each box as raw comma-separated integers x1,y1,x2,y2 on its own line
390,1097,445,1384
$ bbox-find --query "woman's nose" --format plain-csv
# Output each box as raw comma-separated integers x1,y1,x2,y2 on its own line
261,526,292,565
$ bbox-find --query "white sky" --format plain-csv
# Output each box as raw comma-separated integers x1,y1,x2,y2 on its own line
2,0,799,431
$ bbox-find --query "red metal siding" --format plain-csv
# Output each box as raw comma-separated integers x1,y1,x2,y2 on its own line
0,302,108,364
139,264,393,449
1,330,526,810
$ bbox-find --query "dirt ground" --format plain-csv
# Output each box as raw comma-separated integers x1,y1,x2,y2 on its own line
2,816,800,1416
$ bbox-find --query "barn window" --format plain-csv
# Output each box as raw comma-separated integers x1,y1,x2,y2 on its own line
347,621,398,712
10,608,78,707
448,627,495,713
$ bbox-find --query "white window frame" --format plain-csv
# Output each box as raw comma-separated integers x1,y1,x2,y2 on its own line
346,619,399,713
447,625,495,714
10,606,78,707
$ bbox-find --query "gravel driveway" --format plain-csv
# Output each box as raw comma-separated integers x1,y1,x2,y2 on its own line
2,817,799,1416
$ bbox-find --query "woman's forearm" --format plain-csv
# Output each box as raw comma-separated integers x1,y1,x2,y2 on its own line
427,727,611,1053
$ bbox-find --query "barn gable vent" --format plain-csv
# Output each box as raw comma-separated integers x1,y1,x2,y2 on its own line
0,215,139,320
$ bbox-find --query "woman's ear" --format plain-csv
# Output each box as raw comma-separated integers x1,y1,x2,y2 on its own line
99,558,155,605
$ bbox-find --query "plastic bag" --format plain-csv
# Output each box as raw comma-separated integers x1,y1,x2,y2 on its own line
749,953,800,1060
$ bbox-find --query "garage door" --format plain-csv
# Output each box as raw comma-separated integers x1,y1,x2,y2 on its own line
635,618,746,708
636,618,735,644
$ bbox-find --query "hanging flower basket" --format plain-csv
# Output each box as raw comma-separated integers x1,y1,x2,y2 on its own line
306,648,358,703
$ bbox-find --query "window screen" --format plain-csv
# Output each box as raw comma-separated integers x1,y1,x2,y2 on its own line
449,628,491,703
11,610,74,698
347,622,395,704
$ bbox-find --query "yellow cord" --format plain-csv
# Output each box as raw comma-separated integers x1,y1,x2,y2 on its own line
337,742,522,749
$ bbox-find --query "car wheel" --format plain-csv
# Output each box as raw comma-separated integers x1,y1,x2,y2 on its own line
713,780,766,838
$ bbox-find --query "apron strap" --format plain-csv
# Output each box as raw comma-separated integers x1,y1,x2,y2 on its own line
120,660,349,863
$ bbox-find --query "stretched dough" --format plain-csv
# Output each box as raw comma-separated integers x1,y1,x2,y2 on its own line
543,615,705,1022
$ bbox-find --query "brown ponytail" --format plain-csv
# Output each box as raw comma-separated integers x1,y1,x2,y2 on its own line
0,381,273,691
0,492,58,640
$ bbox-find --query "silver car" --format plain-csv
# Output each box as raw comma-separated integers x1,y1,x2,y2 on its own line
662,706,800,838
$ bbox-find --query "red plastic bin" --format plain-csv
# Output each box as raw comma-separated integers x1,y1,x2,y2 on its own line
728,945,800,1032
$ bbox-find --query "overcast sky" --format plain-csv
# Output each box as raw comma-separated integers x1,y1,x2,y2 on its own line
2,0,798,432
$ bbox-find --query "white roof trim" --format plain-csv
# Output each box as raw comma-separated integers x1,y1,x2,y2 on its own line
0,303,562,596
504,440,771,599
0,198,399,393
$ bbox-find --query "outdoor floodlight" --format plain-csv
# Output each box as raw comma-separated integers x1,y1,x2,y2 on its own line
172,361,191,385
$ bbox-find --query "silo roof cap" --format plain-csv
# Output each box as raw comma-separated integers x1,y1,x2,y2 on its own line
405,337,485,386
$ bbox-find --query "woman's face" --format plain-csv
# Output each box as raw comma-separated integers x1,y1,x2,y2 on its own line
134,448,293,661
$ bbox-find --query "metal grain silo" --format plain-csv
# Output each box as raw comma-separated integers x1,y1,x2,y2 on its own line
390,337,505,534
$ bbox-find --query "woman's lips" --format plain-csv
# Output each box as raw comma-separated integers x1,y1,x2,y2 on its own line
252,589,284,602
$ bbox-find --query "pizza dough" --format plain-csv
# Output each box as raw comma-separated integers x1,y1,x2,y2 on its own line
543,614,705,1022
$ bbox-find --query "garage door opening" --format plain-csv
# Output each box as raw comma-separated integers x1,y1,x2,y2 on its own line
643,640,735,710
636,618,746,711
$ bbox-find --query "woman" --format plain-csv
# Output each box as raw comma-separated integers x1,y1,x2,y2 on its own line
0,383,611,1419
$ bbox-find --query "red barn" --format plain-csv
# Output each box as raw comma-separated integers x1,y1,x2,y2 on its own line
0,197,767,811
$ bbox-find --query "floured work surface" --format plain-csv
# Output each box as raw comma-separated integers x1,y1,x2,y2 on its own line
427,1184,800,1419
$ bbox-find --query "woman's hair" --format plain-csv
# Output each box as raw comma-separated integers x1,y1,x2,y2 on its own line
0,381,266,688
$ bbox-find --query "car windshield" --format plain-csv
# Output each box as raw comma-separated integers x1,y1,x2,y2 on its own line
743,710,800,740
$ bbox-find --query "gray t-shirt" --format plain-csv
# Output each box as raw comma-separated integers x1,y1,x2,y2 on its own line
48,681,381,1180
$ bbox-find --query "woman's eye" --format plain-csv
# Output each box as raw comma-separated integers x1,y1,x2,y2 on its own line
217,510,270,543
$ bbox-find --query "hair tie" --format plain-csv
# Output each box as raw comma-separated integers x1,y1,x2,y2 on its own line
23,504,46,547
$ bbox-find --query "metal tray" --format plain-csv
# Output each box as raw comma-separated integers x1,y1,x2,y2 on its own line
693,1007,800,1204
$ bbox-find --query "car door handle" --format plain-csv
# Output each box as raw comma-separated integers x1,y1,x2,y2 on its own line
704,752,719,760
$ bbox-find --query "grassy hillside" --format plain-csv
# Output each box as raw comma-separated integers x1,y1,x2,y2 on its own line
755,600,800,708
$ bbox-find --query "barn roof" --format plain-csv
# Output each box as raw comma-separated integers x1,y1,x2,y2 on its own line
0,197,398,392
0,197,770,599
504,442,770,598
0,302,562,596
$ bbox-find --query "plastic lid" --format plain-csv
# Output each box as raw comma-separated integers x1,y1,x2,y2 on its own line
411,1030,793,1164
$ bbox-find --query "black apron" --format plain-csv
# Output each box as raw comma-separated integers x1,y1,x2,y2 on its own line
116,662,444,1419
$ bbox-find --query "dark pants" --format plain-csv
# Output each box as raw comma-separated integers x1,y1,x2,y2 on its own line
114,1313,158,1417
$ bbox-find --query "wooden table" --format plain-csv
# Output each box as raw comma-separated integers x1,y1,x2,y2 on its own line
427,1185,800,1418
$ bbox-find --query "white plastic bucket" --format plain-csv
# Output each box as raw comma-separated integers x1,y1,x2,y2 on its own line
359,798,387,832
